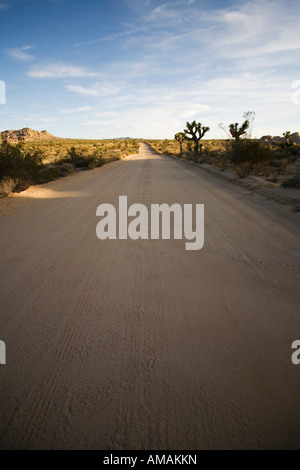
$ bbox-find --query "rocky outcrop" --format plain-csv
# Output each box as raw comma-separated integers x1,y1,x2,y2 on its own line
259,132,300,145
290,132,300,144
0,127,56,143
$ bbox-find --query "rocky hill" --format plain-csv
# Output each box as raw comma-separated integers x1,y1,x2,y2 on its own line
0,127,56,143
259,132,300,145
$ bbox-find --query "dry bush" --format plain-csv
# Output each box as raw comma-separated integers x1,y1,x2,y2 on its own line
234,162,252,178
0,176,16,196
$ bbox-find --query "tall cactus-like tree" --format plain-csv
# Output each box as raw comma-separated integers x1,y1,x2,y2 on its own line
229,120,249,142
229,119,250,163
174,132,185,153
184,121,210,156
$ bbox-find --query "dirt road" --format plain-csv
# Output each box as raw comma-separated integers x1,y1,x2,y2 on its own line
0,143,299,449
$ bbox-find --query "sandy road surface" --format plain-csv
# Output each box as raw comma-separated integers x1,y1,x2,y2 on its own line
0,143,299,450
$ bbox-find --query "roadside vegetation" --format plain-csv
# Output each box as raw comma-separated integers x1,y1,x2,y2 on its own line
0,138,140,197
145,112,300,189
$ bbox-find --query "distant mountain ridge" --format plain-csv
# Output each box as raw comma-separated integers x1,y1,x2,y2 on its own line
0,127,56,142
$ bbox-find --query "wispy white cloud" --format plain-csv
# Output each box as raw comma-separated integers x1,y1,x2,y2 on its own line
93,111,118,118
60,106,94,114
206,0,300,59
73,27,143,47
65,82,120,97
119,0,299,67
15,113,56,123
65,84,99,96
144,0,197,26
27,63,96,79
83,120,116,126
180,104,210,119
6,45,35,62
160,25,218,45
35,115,56,123
73,0,196,48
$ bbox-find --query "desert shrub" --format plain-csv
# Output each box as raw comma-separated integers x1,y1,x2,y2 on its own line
86,155,107,168
230,139,273,164
0,176,16,196
268,159,283,169
106,155,120,163
181,151,194,161
212,155,229,171
252,161,277,177
235,162,252,178
38,162,75,183
286,144,300,156
281,175,300,189
78,155,96,168
59,162,75,174
63,147,110,169
38,165,64,183
278,158,290,170
14,178,31,192
96,156,106,166
66,147,86,166
62,149,88,168
0,140,43,183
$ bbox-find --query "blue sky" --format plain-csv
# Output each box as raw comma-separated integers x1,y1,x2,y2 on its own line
0,0,299,139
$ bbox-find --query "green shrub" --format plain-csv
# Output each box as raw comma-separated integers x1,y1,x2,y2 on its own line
59,162,75,174
38,165,64,183
0,140,43,187
230,139,273,164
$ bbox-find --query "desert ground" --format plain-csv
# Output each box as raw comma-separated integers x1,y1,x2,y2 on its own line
0,143,299,449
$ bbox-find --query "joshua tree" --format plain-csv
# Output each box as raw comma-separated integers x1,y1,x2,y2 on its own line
184,121,210,156
174,132,185,153
219,111,255,140
229,120,249,142
283,131,291,146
